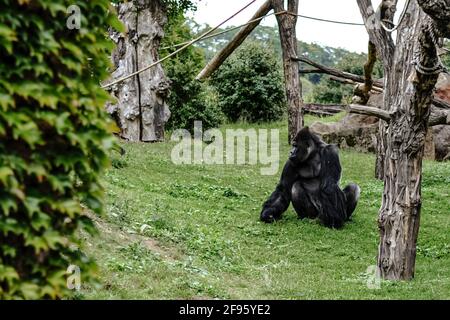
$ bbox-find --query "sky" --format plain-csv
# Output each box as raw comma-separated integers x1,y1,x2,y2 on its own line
188,0,406,54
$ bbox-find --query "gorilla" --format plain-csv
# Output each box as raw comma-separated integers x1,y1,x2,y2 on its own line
260,127,360,228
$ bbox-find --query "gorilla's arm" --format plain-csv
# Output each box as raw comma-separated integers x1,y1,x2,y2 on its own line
260,160,299,223
320,145,342,187
317,145,348,228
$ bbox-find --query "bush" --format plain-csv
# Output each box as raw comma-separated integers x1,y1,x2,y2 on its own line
0,1,121,299
161,15,223,132
211,41,285,123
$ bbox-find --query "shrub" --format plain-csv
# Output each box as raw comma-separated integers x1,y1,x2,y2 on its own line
0,0,121,299
161,15,223,132
211,41,286,123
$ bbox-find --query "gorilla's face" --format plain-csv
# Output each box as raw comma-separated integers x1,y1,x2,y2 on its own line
289,128,316,164
289,141,314,164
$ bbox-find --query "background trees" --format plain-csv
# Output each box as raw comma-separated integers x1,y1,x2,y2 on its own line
211,42,285,123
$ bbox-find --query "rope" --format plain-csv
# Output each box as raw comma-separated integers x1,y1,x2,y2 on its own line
413,23,448,75
162,11,364,51
287,13,365,26
379,0,411,33
161,11,282,51
102,7,368,89
101,0,257,89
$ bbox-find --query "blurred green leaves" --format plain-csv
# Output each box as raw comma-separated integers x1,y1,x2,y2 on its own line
0,0,121,299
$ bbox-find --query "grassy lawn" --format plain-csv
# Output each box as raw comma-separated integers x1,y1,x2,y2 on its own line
80,114,450,300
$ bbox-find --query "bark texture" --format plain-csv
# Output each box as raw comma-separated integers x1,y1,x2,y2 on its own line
357,0,398,180
106,0,171,142
271,0,303,143
358,0,447,280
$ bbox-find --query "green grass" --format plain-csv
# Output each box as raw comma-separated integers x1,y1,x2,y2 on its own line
80,115,450,300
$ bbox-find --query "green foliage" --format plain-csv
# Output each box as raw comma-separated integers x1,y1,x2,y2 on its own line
307,80,352,105
211,42,286,123
0,0,120,299
161,14,222,131
161,0,199,18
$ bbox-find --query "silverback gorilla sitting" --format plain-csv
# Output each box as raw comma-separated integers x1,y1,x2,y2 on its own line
260,127,360,228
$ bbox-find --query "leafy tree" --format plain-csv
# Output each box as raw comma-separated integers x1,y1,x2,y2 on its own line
162,0,199,17
0,0,121,299
161,14,223,131
211,41,286,123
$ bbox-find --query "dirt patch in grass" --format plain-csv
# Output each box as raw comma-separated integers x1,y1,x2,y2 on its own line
85,210,183,263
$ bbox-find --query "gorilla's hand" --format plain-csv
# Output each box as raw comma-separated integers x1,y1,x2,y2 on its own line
260,208,275,223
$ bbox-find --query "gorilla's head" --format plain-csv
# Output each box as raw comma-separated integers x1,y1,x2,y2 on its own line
289,127,319,164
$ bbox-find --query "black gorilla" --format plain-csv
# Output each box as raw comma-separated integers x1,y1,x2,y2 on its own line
260,127,360,228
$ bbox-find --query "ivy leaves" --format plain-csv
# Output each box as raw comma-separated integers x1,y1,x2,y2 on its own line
0,0,121,299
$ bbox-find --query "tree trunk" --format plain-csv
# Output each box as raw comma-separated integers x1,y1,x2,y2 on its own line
357,0,398,180
357,0,448,280
106,0,171,142
271,0,303,144
377,2,440,280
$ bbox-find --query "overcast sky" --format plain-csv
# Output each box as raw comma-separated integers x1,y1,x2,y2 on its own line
188,0,406,54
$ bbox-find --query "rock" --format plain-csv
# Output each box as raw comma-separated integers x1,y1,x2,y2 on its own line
433,125,450,161
309,93,381,153
310,114,379,153
435,73,450,102
310,82,450,161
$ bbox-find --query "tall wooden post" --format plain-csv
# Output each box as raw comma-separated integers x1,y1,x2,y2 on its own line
271,0,302,143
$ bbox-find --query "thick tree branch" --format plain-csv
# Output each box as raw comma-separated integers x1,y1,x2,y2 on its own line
347,104,392,121
294,55,450,111
328,76,384,93
364,42,377,96
304,103,345,115
319,103,450,126
196,0,273,81
292,55,384,88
